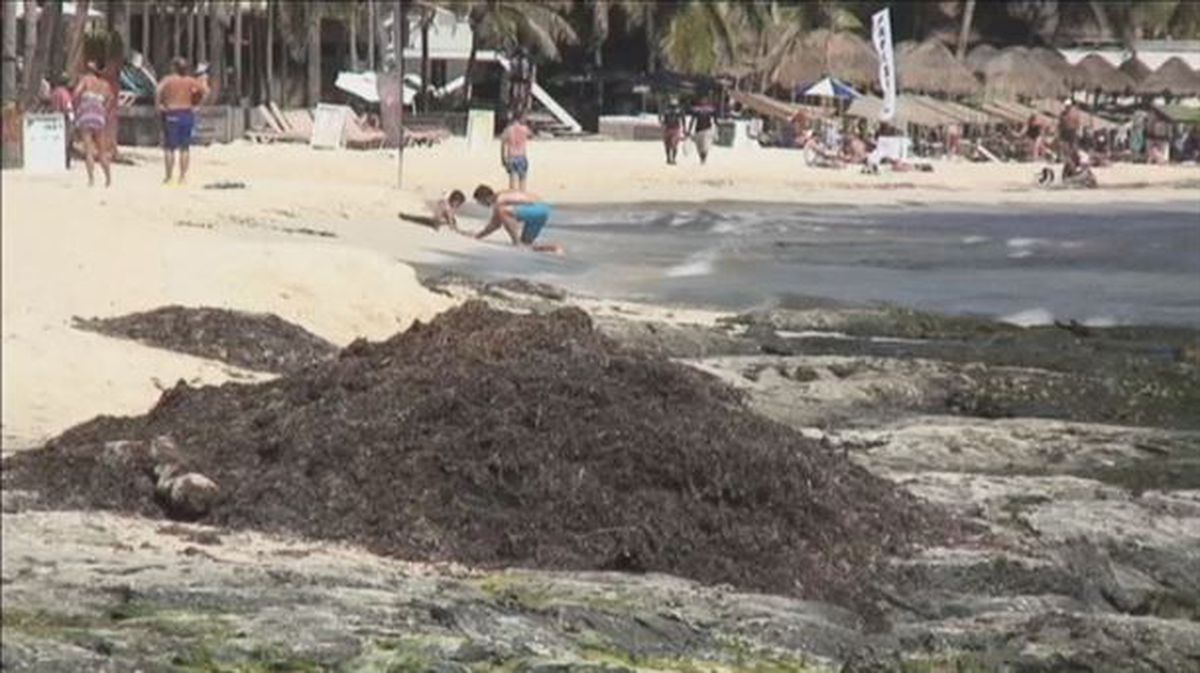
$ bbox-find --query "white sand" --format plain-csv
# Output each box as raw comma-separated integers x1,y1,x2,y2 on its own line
2,137,1195,448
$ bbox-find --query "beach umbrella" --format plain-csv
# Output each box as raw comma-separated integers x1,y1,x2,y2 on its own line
981,48,1068,100
336,71,420,104
1137,57,1200,97
771,29,878,90
1119,56,1152,83
965,44,999,76
898,39,982,98
1070,54,1135,94
800,76,861,100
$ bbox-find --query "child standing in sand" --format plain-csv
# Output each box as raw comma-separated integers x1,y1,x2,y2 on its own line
501,116,532,191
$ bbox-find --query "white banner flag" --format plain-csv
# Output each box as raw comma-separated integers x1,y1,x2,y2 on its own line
871,8,896,122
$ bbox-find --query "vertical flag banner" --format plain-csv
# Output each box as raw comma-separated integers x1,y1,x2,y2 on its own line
872,8,897,122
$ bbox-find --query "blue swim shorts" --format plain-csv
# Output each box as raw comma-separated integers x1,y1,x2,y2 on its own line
505,155,529,179
515,202,552,244
163,110,196,150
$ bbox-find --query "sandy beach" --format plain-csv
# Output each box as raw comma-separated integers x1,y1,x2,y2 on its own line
2,138,1196,448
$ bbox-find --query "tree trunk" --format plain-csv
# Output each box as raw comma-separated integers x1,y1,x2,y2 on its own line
197,1,207,64
306,1,322,107
207,0,223,102
109,0,131,53
956,0,976,60
172,4,181,59
368,0,375,70
394,0,404,187
420,10,429,110
464,17,478,103
374,0,388,69
280,5,289,106
955,0,974,59
2,0,17,104
234,0,243,103
22,0,38,97
266,0,274,101
1087,0,1115,42
644,4,656,74
140,2,150,61
185,1,195,62
349,1,359,71
153,4,169,74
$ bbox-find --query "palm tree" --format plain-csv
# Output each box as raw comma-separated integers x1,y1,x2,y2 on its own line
659,1,737,75
956,0,975,60
2,0,17,104
444,1,577,104
306,1,323,106
26,0,62,105
59,0,92,77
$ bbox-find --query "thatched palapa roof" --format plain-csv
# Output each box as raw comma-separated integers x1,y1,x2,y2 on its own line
982,48,1068,100
772,29,878,90
1027,47,1076,83
965,44,999,75
1119,56,1152,83
1137,57,1200,97
1070,54,1135,93
897,39,981,98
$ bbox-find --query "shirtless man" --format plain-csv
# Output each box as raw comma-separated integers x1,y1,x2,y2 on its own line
500,115,532,191
156,58,209,185
472,184,562,254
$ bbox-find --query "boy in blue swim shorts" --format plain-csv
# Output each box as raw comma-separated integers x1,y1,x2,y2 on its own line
472,184,563,254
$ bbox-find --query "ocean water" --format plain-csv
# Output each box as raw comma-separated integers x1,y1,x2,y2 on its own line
439,201,1200,327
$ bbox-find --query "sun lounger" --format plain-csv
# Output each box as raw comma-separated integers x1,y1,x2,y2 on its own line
344,115,386,150
401,121,451,148
245,104,286,143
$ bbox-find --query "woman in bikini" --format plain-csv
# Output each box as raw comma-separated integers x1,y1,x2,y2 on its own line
73,62,114,187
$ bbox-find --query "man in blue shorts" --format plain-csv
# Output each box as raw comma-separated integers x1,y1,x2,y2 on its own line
156,58,209,185
472,184,563,254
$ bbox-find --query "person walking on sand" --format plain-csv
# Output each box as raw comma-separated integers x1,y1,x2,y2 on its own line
501,115,532,191
660,97,685,165
688,95,717,165
471,184,562,254
156,57,209,185
73,62,114,187
1058,100,1081,158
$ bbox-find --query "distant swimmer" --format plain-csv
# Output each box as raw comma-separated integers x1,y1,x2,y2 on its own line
471,184,564,255
399,189,467,232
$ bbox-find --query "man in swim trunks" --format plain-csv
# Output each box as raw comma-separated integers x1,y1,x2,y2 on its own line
156,57,209,185
501,115,532,191
471,184,561,253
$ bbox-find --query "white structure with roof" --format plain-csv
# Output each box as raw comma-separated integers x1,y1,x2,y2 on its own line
381,7,580,132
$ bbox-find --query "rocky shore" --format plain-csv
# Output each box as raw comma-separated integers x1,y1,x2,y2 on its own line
3,275,1198,672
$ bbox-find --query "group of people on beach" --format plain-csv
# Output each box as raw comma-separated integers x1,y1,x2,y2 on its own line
41,56,208,188
659,95,718,166
412,112,560,254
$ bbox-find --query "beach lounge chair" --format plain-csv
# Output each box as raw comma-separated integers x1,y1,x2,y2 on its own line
245,104,285,143
401,120,451,148
344,115,386,150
